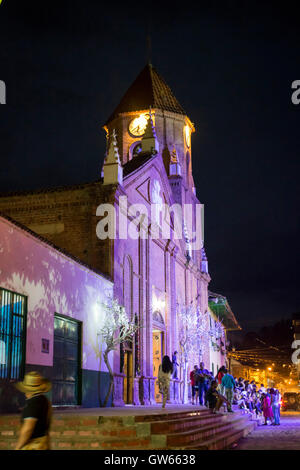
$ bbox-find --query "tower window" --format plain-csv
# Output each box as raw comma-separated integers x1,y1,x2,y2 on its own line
133,143,142,158
129,142,142,160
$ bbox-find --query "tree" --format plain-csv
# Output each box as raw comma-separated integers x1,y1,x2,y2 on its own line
97,297,140,407
177,304,210,403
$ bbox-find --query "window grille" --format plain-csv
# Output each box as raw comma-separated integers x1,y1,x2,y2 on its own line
0,288,27,380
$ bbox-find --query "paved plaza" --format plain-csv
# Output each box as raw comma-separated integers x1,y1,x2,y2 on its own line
234,412,300,450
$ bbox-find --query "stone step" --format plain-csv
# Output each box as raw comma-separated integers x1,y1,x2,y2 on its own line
166,414,246,447
150,412,228,434
0,433,152,450
134,408,211,423
0,414,101,427
198,421,257,450
0,437,152,451
50,436,152,450
0,425,139,439
169,420,257,450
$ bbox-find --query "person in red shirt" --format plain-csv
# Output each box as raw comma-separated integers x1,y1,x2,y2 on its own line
190,365,198,405
216,365,226,396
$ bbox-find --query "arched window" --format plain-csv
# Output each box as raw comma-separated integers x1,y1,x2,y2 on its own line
153,310,165,325
129,141,142,160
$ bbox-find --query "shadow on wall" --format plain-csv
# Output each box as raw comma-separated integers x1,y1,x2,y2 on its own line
0,222,113,411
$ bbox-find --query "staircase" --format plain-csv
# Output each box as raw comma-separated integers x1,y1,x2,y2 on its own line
0,408,256,450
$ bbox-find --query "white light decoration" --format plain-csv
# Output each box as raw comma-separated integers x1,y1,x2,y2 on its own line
97,296,140,407
177,304,210,403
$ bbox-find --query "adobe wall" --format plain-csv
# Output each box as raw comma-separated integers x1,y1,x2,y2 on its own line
0,216,113,411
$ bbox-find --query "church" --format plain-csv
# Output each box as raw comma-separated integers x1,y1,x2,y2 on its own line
0,64,232,409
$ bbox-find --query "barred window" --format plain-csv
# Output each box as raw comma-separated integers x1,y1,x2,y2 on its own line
0,288,27,380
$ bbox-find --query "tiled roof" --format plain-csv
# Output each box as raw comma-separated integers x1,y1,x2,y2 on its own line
0,179,104,198
106,64,186,124
208,291,241,331
123,151,157,177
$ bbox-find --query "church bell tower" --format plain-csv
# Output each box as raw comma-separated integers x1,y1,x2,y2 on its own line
102,63,196,196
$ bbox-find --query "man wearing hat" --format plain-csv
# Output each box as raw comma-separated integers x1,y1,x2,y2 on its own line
15,371,52,450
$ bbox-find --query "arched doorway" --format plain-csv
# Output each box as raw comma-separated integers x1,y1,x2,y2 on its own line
122,255,133,404
122,340,133,404
152,310,166,403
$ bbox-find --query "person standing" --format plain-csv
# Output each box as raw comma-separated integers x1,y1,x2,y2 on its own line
259,384,266,394
216,365,226,396
190,365,198,405
262,392,274,425
221,368,236,412
196,362,210,406
271,389,281,425
14,371,52,450
172,351,179,379
158,355,173,409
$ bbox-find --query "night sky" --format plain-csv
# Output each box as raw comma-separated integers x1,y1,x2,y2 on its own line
0,1,299,332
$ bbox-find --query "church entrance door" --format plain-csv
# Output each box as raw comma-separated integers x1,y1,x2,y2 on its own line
152,330,164,403
123,348,133,404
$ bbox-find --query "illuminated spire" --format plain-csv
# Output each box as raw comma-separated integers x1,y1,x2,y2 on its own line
102,129,123,185
141,109,159,154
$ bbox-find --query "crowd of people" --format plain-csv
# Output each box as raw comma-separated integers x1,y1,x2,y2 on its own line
190,364,282,425
233,375,281,425
158,357,282,426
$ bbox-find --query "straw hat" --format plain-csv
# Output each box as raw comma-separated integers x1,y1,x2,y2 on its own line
15,372,51,394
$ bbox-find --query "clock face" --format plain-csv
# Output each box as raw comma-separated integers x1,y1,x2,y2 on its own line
129,115,148,137
184,125,191,148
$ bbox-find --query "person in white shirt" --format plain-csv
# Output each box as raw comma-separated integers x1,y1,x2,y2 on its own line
259,384,266,394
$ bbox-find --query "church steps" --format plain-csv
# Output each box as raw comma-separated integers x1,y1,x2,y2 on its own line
134,408,211,423
169,420,256,450
0,409,256,450
165,414,247,447
149,413,226,434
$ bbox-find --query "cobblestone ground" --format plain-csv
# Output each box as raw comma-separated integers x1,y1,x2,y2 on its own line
233,412,300,450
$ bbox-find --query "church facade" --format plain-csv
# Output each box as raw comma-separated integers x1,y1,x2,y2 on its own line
0,64,227,407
